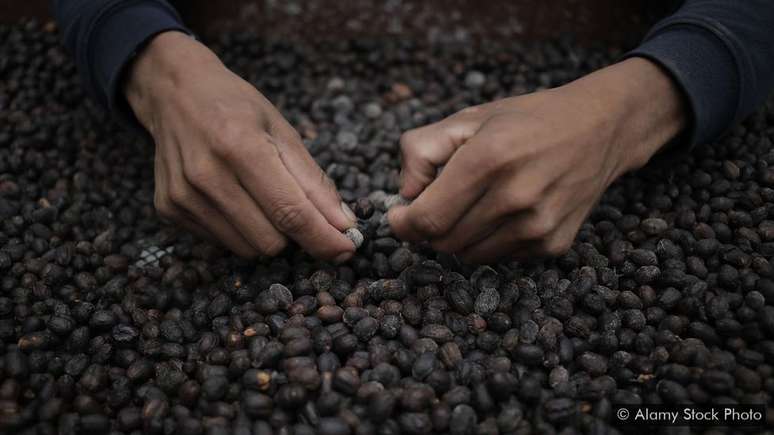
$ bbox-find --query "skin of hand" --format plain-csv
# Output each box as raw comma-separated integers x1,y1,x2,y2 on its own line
125,31,357,262
388,57,686,264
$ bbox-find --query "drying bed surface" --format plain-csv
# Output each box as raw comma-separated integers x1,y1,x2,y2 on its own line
1,19,774,435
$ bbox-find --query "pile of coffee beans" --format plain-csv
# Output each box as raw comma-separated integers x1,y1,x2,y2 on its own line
2,17,774,435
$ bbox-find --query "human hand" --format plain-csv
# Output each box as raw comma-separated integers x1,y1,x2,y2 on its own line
389,58,686,263
125,32,357,261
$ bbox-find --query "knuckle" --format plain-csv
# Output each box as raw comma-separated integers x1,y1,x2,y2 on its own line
184,163,216,190
212,139,242,162
486,131,515,156
213,123,267,161
505,189,540,211
270,202,308,234
218,119,249,146
400,130,422,153
462,142,505,175
167,185,190,208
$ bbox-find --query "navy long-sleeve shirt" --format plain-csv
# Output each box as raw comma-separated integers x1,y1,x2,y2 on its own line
53,0,774,146
51,0,192,115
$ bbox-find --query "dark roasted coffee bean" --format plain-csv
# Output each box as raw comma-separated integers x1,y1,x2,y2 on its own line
388,248,413,273
333,367,360,395
354,198,375,219
513,344,543,366
318,417,351,435
474,289,499,315
543,397,577,422
243,391,273,418
354,316,379,341
80,414,109,433
439,342,462,369
446,279,474,314
47,315,75,336
265,283,291,306
276,383,308,409
369,392,396,422
368,279,408,301
242,369,272,391
577,352,608,376
449,404,477,435
201,375,229,401
398,412,432,435
401,385,435,411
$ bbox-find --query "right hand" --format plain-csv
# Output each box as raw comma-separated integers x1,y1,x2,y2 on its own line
125,31,357,261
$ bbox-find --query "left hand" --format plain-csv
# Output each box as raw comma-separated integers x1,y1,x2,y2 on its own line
388,58,686,263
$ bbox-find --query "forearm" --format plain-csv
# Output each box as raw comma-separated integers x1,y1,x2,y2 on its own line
124,31,221,132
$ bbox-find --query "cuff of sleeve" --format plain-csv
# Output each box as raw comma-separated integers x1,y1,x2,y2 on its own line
88,1,192,128
625,24,740,147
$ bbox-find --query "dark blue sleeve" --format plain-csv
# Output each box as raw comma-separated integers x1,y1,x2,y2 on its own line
52,0,191,122
627,0,774,146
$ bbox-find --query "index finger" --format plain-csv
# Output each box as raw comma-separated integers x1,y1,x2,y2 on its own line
269,122,356,231
233,133,356,262
398,114,479,199
388,134,492,242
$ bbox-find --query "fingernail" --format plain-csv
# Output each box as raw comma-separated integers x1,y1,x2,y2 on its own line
340,201,357,224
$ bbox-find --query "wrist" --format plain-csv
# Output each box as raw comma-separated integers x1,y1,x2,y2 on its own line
124,31,220,130
566,57,687,176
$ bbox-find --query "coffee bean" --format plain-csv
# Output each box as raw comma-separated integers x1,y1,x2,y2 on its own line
577,352,608,376
449,404,477,435
446,280,474,314
474,288,499,315
543,397,577,423
353,316,379,341
202,376,229,401
398,412,432,435
318,417,351,435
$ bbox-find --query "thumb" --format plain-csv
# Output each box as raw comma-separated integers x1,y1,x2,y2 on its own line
399,111,481,199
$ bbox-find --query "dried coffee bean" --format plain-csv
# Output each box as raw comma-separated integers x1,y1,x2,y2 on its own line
474,289,499,316
318,417,351,435
543,397,577,422
449,404,477,435
577,352,608,376
398,412,432,435
446,280,474,314
344,228,365,249
276,383,308,409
